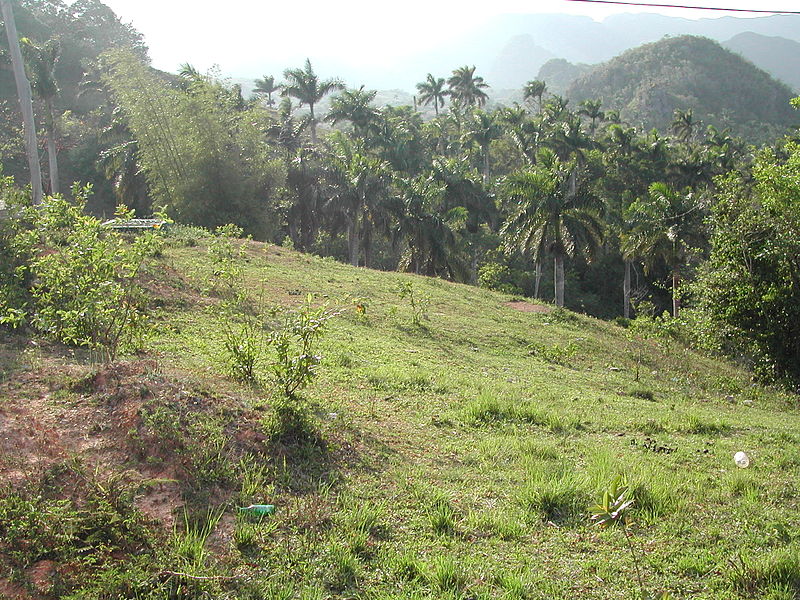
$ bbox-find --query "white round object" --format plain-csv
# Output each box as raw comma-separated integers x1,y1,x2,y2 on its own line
734,451,750,468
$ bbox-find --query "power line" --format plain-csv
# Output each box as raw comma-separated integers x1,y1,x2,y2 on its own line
563,0,800,15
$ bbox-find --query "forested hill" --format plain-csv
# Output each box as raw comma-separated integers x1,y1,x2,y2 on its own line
566,35,798,142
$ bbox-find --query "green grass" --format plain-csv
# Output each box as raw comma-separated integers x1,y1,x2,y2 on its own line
1,234,799,599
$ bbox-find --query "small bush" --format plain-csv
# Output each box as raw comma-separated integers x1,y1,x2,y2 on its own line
326,544,360,591
683,414,731,435
1,187,159,360
427,556,467,594
392,552,425,582
461,393,579,433
428,497,457,536
729,548,800,596
517,472,587,523
528,341,578,365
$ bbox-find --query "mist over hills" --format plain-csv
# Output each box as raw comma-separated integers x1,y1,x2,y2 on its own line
249,12,800,93
723,32,800,91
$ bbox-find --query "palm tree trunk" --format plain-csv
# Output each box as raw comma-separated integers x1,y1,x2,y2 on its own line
623,259,632,319
554,254,565,307
534,260,542,298
45,98,59,195
309,102,317,143
672,268,680,318
363,222,373,269
347,216,359,266
482,150,490,184
2,0,43,204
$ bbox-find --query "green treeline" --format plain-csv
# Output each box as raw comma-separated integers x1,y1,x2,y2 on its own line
2,1,800,386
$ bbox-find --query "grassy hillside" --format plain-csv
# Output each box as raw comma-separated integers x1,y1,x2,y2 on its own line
567,35,798,143
1,232,799,599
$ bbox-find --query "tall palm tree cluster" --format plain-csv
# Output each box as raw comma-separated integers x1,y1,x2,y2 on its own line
238,62,740,316
94,55,749,317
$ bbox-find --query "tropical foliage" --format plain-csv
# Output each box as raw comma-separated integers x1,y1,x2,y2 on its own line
3,1,800,385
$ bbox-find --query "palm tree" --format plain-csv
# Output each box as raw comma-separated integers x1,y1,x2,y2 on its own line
266,97,311,159
284,148,323,252
501,153,604,307
623,182,702,318
325,87,379,138
430,157,494,282
578,99,604,136
463,109,502,183
523,80,547,114
369,105,426,175
671,108,697,143
500,107,544,165
24,37,62,194
396,175,467,279
323,133,394,267
253,74,279,106
281,58,344,143
447,65,489,108
2,0,43,204
416,74,448,117
542,95,569,123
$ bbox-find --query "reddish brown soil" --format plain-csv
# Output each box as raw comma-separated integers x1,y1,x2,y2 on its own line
504,300,552,313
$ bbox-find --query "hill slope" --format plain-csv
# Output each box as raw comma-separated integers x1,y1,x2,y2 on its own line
1,234,799,599
566,35,798,140
723,32,800,92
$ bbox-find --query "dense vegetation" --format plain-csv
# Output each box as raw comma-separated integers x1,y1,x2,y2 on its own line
566,35,798,143
3,1,800,385
1,215,799,599
2,3,800,598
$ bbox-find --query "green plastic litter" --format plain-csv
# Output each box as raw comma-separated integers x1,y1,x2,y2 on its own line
239,504,275,516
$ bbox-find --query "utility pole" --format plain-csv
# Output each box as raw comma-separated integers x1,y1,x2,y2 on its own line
2,0,43,204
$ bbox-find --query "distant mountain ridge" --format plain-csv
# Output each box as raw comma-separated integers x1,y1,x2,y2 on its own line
233,13,800,93
565,35,797,141
723,32,800,91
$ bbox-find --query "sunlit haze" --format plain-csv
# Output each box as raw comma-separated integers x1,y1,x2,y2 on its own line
95,0,800,89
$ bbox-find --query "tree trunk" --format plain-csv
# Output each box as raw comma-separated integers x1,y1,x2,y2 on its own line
482,150,490,184
534,260,542,298
471,245,478,285
2,0,43,204
672,268,680,318
347,216,359,266
623,259,632,319
309,102,317,143
362,221,373,269
554,254,565,307
45,98,59,195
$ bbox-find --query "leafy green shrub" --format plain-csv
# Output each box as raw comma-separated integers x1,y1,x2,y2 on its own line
395,280,429,326
478,261,523,295
1,184,158,360
527,340,578,364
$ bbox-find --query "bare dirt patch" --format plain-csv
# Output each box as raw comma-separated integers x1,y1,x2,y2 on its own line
504,300,552,313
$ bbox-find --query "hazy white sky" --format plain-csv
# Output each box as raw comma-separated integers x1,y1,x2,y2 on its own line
98,0,799,79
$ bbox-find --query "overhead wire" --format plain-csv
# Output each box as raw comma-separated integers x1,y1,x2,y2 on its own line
563,0,800,15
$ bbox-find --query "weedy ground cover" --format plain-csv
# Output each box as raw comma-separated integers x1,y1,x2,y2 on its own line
0,232,798,599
